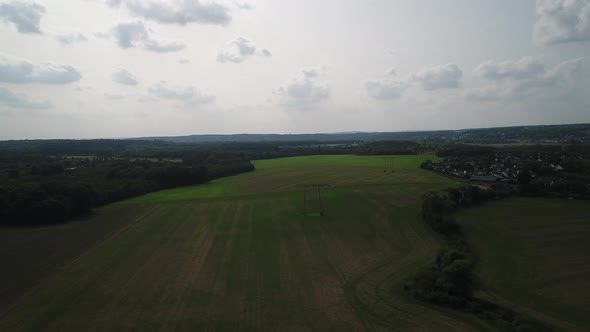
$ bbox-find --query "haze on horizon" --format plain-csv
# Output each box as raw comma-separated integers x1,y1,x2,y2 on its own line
1,0,589,140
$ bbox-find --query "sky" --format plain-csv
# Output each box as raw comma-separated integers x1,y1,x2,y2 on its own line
0,0,589,139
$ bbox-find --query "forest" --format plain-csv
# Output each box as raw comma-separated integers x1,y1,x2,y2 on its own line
0,142,254,225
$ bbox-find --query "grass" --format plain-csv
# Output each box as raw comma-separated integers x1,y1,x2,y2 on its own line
456,197,590,332
0,204,151,311
121,154,446,204
0,154,502,331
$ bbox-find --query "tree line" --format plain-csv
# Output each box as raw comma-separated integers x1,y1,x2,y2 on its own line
0,152,253,226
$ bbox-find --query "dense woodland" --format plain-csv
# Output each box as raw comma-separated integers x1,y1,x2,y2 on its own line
0,144,254,226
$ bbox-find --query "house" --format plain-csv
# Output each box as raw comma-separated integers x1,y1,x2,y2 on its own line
470,175,499,183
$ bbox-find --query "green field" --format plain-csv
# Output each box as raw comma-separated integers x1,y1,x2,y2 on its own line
456,198,590,332
0,155,497,331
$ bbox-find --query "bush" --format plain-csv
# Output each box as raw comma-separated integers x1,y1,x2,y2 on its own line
406,249,475,307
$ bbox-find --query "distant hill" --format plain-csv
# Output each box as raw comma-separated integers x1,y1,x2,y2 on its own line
135,132,435,143
2,123,589,146
135,123,590,144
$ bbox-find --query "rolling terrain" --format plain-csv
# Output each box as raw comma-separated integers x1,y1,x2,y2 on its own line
0,155,499,331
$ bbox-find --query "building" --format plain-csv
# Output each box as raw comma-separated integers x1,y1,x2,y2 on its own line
470,175,499,183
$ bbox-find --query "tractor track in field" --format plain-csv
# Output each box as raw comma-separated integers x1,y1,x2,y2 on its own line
204,201,246,332
156,202,221,329
120,182,458,207
0,204,163,322
59,204,198,330
341,192,481,332
93,204,201,331
1,155,484,331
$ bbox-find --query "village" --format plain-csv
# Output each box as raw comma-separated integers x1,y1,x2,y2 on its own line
421,152,590,198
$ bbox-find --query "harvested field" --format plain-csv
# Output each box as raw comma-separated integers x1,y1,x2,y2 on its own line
0,155,499,331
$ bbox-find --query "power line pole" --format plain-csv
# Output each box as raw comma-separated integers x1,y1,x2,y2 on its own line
297,184,332,216
318,186,324,216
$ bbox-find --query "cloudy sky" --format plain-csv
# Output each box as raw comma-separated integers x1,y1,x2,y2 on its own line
0,0,589,139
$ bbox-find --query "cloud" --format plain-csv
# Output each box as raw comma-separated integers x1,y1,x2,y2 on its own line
109,21,186,53
110,21,148,48
104,93,127,100
464,84,514,101
0,1,45,33
302,67,322,79
413,63,463,90
466,57,584,101
178,57,190,64
534,0,590,44
0,87,50,109
365,63,460,100
216,37,270,63
474,56,545,80
75,85,92,92
109,0,231,26
364,79,408,100
275,69,329,107
233,0,255,10
0,54,81,84
112,69,138,85
56,33,88,45
143,39,185,52
545,57,584,83
148,82,215,106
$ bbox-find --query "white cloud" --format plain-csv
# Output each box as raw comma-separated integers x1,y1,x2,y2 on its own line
110,21,148,48
365,63,461,100
178,57,190,64
302,67,322,79
0,54,81,84
545,57,584,83
466,57,584,101
56,33,88,45
534,0,590,45
0,1,45,33
109,0,232,26
275,69,329,107
143,38,185,52
413,63,463,90
0,87,50,109
364,79,407,100
112,69,138,85
108,21,186,53
216,37,270,63
474,56,545,80
233,0,255,10
148,82,215,106
464,84,515,101
104,93,127,100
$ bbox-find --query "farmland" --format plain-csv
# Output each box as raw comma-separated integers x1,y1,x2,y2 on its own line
0,154,504,331
456,198,590,332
